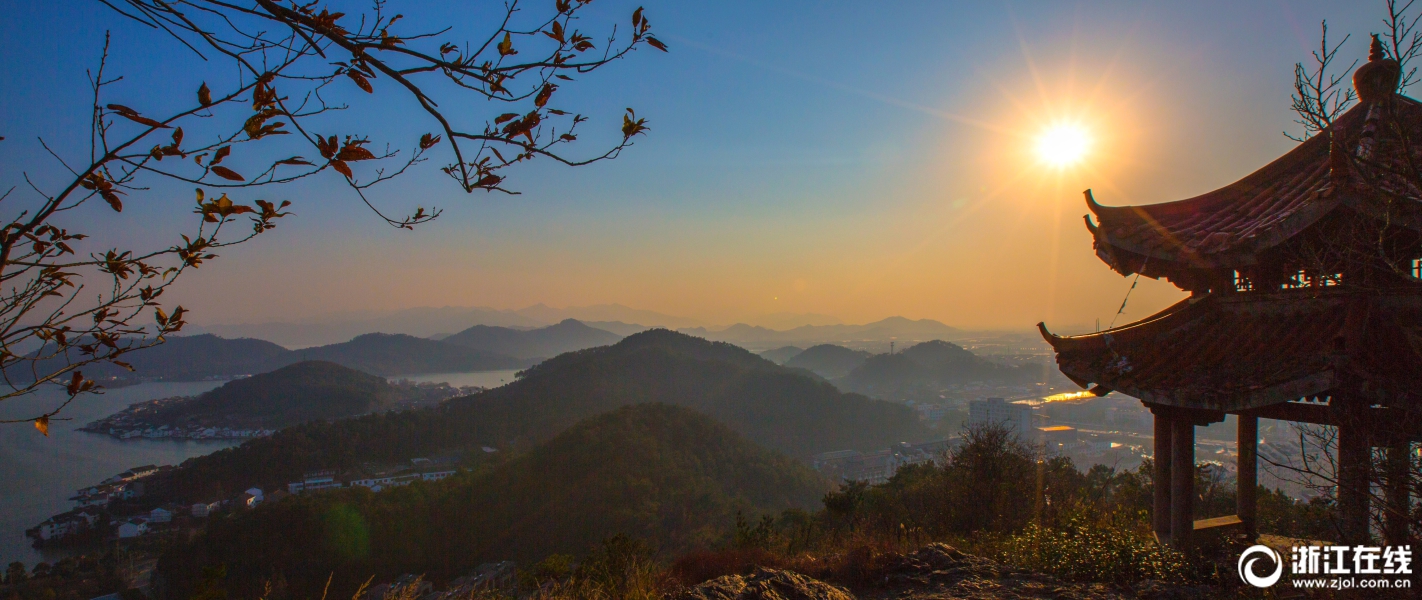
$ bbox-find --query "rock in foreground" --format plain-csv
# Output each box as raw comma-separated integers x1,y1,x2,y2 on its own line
672,544,1218,600
671,568,855,600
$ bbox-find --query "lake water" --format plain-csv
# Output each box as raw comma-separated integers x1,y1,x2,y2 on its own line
392,369,522,388
0,381,235,568
0,370,522,568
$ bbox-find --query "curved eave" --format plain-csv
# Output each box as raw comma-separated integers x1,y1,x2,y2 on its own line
1084,186,1343,273
1077,98,1384,272
1038,295,1201,353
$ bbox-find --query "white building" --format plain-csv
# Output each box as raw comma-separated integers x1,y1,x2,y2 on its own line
288,470,344,493
148,507,173,523
967,398,1035,439
117,519,147,538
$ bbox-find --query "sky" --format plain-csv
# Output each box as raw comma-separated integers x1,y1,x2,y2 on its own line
0,1,1400,331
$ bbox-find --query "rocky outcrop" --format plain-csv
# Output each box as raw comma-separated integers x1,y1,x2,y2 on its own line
670,568,854,600
670,544,1218,600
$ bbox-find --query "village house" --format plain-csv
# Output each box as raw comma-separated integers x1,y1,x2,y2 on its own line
32,508,101,541
116,519,147,538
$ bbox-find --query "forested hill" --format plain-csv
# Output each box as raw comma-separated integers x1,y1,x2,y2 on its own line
841,339,1035,393
157,404,830,600
784,344,872,379
149,361,396,428
158,330,929,501
276,332,528,376
440,318,622,359
34,334,292,382
27,332,525,383
455,328,930,458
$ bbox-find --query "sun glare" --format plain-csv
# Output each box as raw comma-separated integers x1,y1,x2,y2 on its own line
1034,123,1092,167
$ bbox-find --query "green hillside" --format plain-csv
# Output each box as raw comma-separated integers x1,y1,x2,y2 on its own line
156,404,829,600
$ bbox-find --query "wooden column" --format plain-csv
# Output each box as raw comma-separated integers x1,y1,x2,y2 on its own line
1153,412,1173,543
1237,415,1258,539
1335,297,1372,545
1170,418,1195,546
1337,411,1371,544
1384,442,1411,547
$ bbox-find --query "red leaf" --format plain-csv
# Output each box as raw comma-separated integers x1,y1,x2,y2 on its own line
347,70,373,93
336,146,376,161
210,166,245,181
330,160,353,178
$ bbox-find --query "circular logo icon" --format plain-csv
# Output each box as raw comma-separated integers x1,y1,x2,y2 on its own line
1238,545,1284,588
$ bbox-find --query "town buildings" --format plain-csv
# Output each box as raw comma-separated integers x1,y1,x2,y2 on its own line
966,397,1035,438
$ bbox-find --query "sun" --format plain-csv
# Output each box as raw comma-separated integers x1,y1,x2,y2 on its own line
1034,123,1092,167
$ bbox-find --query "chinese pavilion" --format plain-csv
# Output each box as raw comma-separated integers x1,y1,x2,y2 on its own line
1038,37,1422,547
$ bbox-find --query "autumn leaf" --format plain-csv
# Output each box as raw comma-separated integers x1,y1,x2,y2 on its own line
34,416,49,437
646,37,668,52
274,157,314,166
316,135,338,159
211,146,231,165
336,144,376,161
497,32,517,56
419,133,441,150
107,104,169,128
622,108,649,138
198,82,212,107
347,70,373,93
544,21,565,44
535,83,556,108
210,166,245,181
494,113,519,125
330,159,353,178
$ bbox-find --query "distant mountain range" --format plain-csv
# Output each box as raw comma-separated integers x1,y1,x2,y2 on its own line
190,302,976,350
288,333,527,376
193,304,699,347
441,319,623,360
676,316,963,350
159,329,931,504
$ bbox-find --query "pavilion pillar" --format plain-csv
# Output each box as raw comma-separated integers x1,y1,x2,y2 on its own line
1383,441,1411,547
1170,418,1196,546
1336,405,1372,544
1152,411,1173,543
1237,415,1258,539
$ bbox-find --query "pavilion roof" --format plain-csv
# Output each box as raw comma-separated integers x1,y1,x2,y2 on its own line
1037,289,1422,412
1085,95,1422,277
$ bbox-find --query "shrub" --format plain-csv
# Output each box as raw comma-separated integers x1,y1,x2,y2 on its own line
996,516,1190,584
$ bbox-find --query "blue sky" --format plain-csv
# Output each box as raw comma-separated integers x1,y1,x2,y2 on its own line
0,1,1395,329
